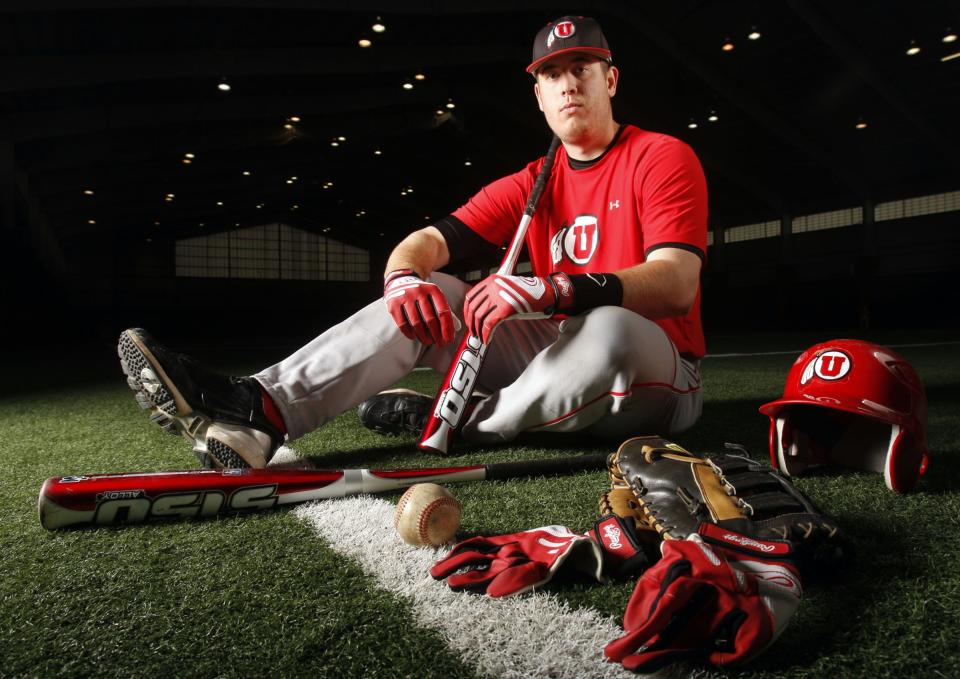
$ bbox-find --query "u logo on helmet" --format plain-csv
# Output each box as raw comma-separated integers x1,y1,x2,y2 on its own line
800,350,852,384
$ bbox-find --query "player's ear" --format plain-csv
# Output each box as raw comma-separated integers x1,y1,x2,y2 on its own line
607,65,619,98
533,81,544,112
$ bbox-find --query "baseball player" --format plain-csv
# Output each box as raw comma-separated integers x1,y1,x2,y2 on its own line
119,15,708,468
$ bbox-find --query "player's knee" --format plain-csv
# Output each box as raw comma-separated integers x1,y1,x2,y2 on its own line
577,306,649,364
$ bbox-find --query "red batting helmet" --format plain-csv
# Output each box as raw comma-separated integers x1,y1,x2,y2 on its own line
758,339,928,492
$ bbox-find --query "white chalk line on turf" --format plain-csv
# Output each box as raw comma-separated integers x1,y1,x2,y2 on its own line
269,446,636,679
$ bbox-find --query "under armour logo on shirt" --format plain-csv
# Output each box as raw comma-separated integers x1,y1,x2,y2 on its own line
609,200,620,210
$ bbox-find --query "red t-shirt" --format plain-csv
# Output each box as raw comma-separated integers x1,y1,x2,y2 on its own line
451,125,708,358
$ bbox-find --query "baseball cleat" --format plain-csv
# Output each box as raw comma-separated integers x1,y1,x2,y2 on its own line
357,389,433,436
118,328,284,468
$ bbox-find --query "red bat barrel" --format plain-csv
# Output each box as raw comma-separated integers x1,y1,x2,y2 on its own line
38,465,487,530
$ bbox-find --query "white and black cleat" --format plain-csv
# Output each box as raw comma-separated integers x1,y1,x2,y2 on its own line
118,328,283,469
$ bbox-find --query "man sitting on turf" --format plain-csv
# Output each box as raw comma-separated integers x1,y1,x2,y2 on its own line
119,15,708,468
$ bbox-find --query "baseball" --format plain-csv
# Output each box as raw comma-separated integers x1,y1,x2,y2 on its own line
394,483,461,547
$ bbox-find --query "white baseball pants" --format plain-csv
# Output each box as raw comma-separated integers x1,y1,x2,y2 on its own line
255,273,701,444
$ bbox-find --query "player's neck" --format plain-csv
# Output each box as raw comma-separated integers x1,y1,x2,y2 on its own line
562,119,620,161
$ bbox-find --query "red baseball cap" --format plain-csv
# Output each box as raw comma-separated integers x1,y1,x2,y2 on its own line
526,15,612,74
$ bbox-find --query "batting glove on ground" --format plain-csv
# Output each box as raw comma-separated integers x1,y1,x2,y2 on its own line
430,518,646,598
604,523,801,672
430,525,604,597
464,272,573,344
384,269,456,346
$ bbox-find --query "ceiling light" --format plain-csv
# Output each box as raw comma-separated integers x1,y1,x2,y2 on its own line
284,123,294,130
855,118,868,130
906,40,921,56
358,38,372,48
154,220,160,226
415,73,426,81
338,136,346,141
436,109,445,116
242,170,251,176
217,78,231,92
372,18,385,33
330,141,339,147
182,158,192,164
722,38,735,52
401,190,407,196
292,205,299,210
943,29,957,43
216,201,224,206
286,179,294,184
446,101,456,110
83,189,94,196
256,204,263,209
687,120,698,129
464,159,472,166
707,111,719,122
374,149,382,155
748,28,761,40
403,82,414,90
288,116,301,122
184,153,195,159
942,51,960,62
87,219,96,225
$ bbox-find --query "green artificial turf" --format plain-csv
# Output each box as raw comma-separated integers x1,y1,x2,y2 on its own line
1,335,958,678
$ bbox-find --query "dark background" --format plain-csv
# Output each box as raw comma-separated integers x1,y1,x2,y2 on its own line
2,1,958,354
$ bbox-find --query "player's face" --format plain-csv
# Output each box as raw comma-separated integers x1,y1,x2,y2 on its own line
533,54,618,144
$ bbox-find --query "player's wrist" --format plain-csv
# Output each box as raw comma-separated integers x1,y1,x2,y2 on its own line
545,272,574,312
548,272,624,315
384,268,420,288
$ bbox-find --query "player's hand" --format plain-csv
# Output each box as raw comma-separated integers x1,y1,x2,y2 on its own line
383,269,456,346
604,525,802,671
464,272,573,344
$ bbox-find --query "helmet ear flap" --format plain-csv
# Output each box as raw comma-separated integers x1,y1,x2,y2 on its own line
774,414,813,477
885,425,927,493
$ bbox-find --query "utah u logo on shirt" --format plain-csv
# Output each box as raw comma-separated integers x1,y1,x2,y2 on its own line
551,214,600,266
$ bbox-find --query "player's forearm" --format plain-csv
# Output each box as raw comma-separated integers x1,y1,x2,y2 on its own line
615,260,699,319
385,226,451,279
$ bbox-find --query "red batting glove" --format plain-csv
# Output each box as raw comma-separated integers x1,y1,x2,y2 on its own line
384,269,456,346
464,272,574,344
604,523,802,672
430,517,648,598
430,525,605,597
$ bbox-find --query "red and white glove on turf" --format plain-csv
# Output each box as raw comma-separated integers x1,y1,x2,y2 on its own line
430,518,647,598
464,272,573,344
604,523,802,672
384,269,456,346
430,525,602,597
